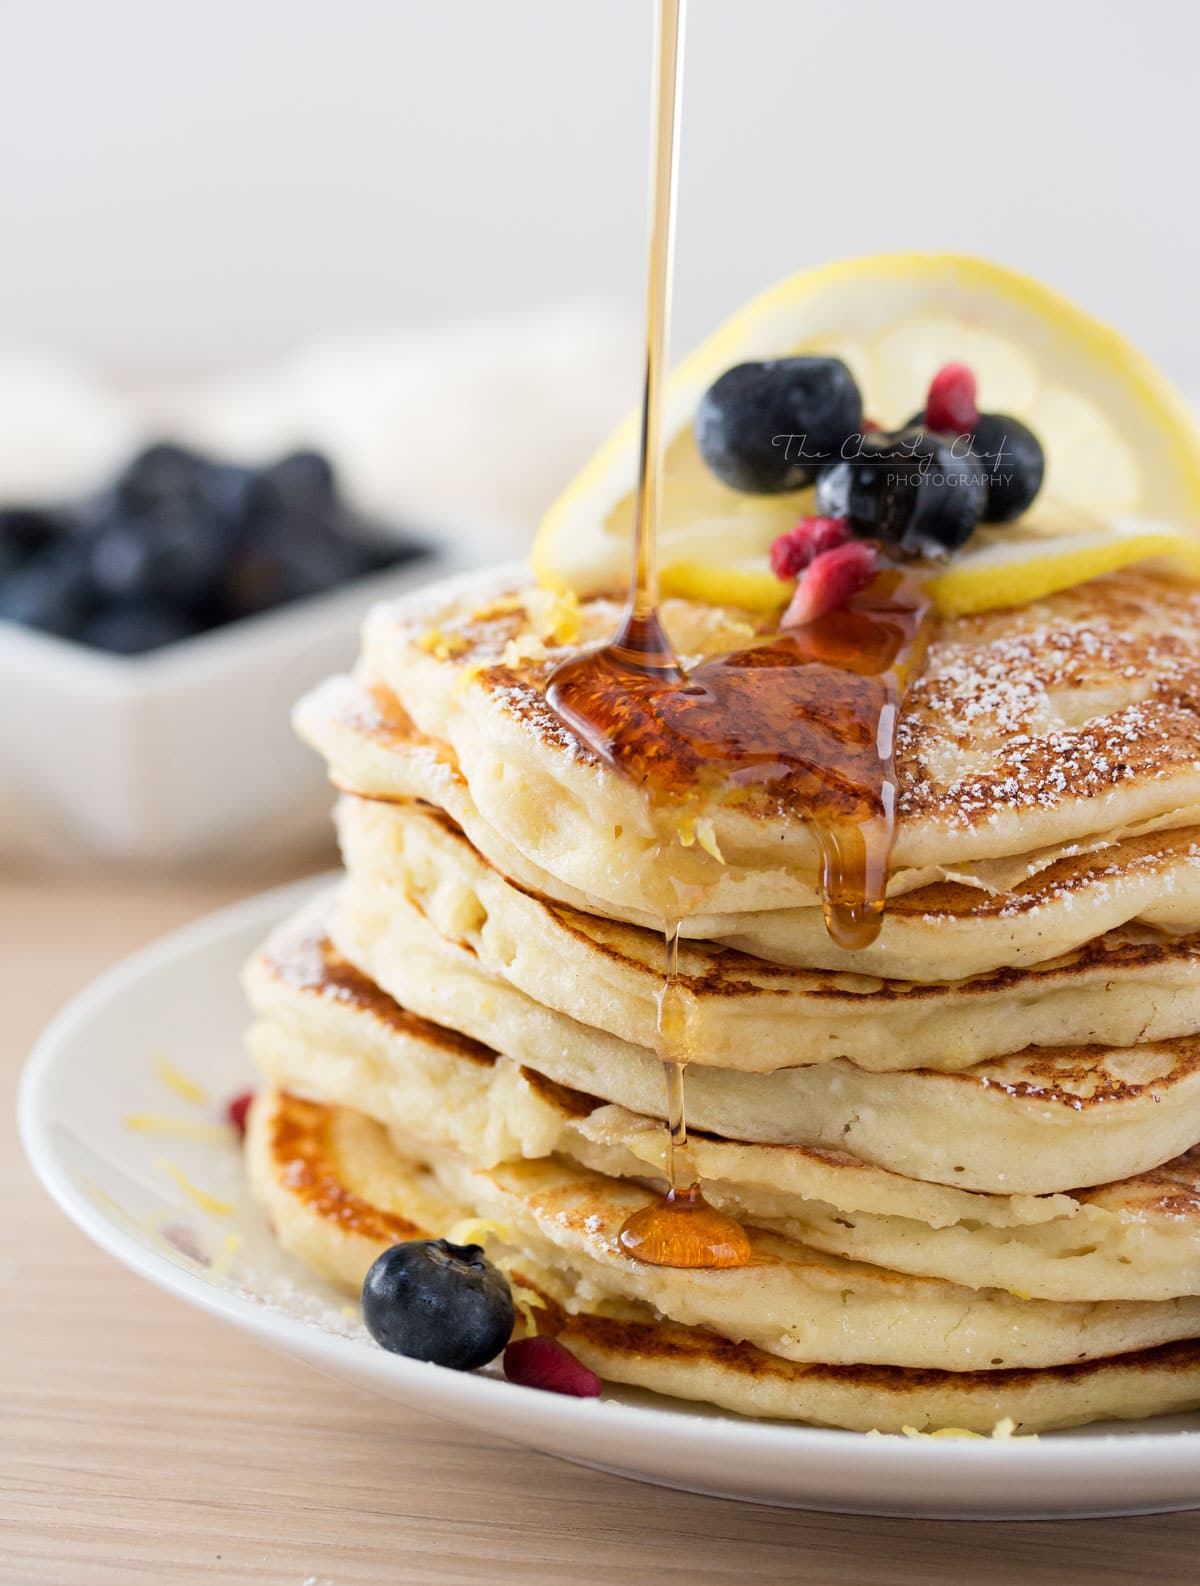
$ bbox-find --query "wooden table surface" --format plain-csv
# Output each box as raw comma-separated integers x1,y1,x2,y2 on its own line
3,860,1199,1586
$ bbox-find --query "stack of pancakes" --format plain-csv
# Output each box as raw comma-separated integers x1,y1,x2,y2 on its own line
244,564,1200,1432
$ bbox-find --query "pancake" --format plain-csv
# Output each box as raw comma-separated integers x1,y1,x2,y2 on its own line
297,671,1200,932
333,792,1200,1069
244,1084,1200,1371
328,875,1200,1192
245,909,1200,1302
329,879,1200,1195
246,1087,1200,1433
420,1150,1200,1370
335,790,1200,984
351,564,1200,924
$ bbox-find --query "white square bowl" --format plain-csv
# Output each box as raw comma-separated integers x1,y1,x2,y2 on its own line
0,549,460,865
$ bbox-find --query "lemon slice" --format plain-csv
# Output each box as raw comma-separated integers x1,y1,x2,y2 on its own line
661,553,790,612
925,518,1200,617
533,254,1200,614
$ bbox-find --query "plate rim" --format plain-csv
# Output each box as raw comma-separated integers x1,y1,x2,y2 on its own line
17,874,1200,1495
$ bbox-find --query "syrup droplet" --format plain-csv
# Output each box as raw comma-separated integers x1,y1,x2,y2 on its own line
618,1184,752,1269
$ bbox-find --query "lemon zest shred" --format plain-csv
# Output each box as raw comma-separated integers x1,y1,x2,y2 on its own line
892,1417,1038,1441
454,660,488,696
469,594,525,621
675,813,724,863
211,1232,242,1278
443,1217,511,1248
155,1156,234,1216
153,1055,207,1105
902,1426,983,1440
521,587,582,645
695,815,725,864
83,1178,139,1229
416,627,468,661
500,633,547,669
991,1418,1037,1440
126,1113,231,1145
508,1282,546,1336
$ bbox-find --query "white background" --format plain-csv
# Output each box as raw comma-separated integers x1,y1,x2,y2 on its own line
1,0,1195,382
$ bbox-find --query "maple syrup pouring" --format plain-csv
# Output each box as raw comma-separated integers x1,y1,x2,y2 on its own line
547,0,932,1270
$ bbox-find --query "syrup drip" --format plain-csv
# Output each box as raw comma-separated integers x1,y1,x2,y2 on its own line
618,922,752,1268
547,0,932,1269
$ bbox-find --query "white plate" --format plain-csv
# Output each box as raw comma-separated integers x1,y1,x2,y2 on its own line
18,879,1200,1520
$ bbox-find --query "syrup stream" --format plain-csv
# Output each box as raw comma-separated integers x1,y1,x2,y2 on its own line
608,0,739,1269
546,0,930,1269
551,0,747,1269
625,0,684,651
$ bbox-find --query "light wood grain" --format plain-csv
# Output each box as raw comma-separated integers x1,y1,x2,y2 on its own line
3,862,1198,1585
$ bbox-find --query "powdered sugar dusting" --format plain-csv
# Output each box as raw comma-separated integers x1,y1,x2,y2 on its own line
381,566,1200,831
897,572,1200,827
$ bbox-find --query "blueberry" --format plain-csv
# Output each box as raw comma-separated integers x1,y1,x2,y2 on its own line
219,516,374,617
71,488,122,538
0,506,65,577
252,449,337,517
342,521,431,575
115,442,207,514
80,597,198,655
816,427,987,556
695,358,863,493
906,408,1044,523
816,432,924,542
0,540,96,637
361,1239,514,1370
89,500,234,607
198,460,258,530
970,413,1044,522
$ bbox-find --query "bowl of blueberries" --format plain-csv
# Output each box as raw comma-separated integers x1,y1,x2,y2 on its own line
0,439,448,864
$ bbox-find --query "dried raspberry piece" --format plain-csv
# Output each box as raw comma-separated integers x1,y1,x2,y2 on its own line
503,1336,602,1397
781,540,879,628
226,1089,255,1139
925,362,979,435
769,516,850,580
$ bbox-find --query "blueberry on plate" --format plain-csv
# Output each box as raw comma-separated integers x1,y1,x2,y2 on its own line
970,413,1045,521
816,427,987,556
361,1239,514,1371
0,539,96,637
79,597,199,655
695,357,863,493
